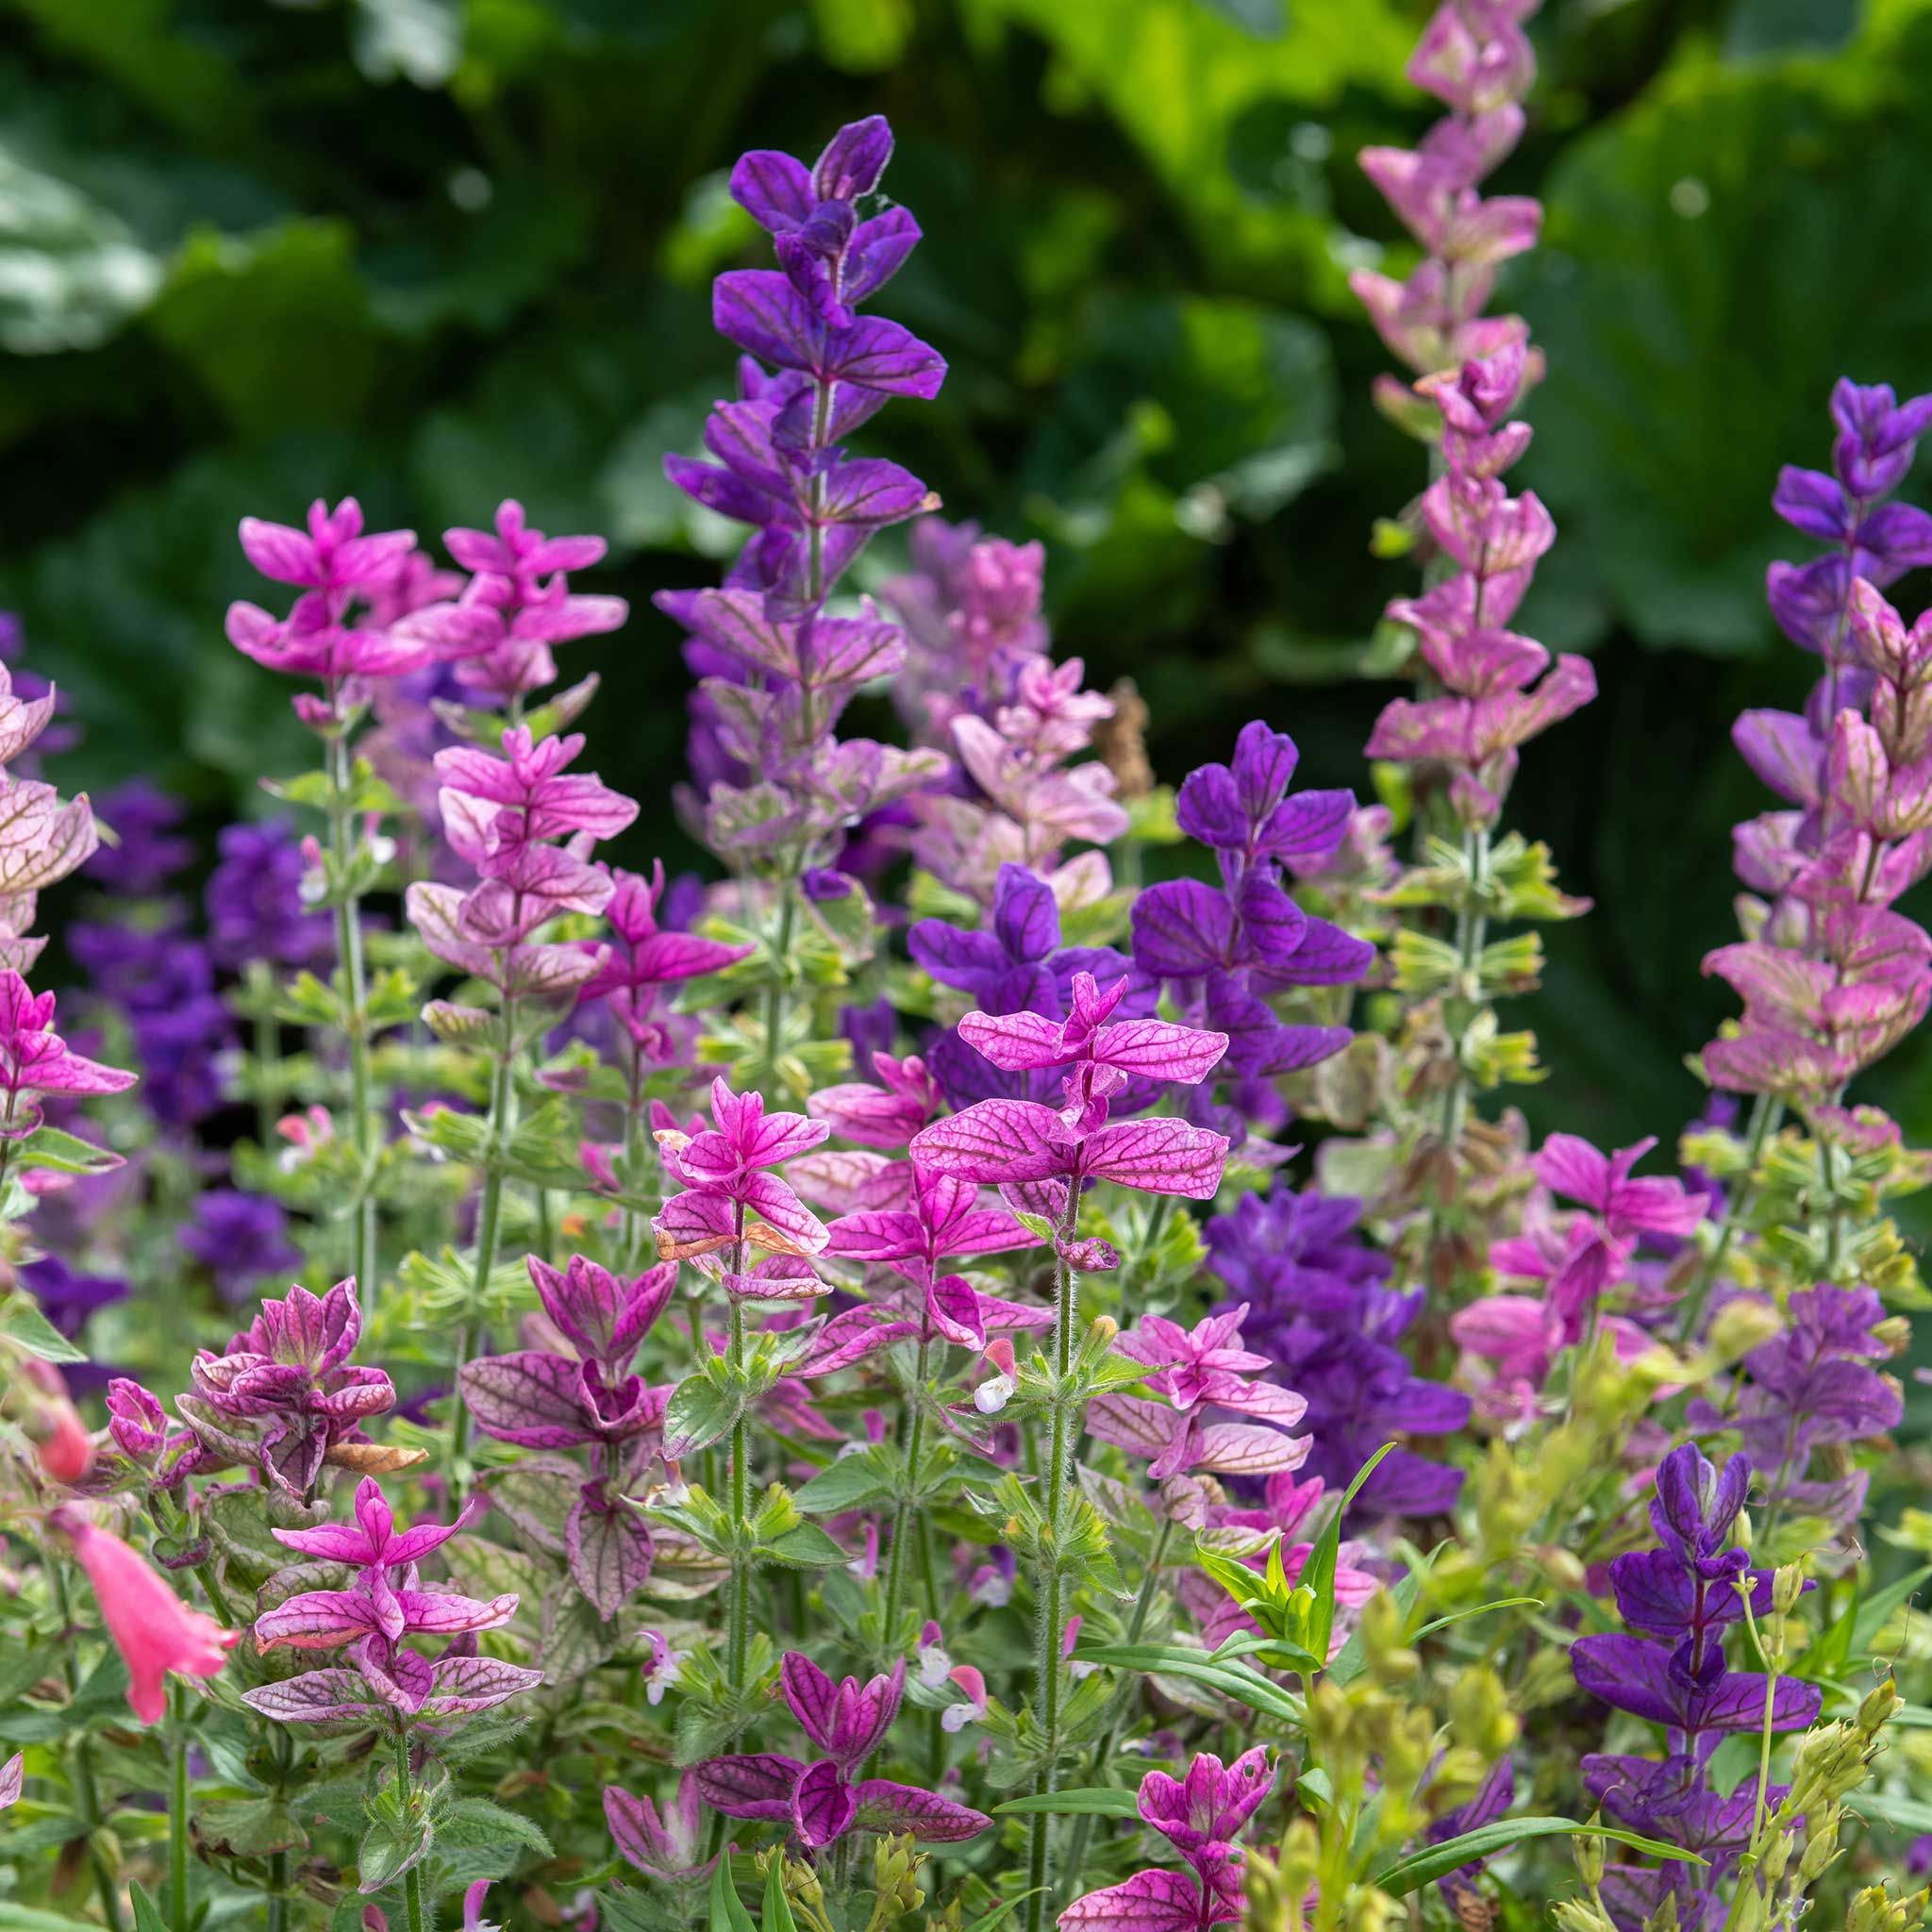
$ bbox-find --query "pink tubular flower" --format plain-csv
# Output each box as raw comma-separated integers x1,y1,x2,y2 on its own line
51,1506,237,1724
654,1075,833,1262
24,1358,92,1483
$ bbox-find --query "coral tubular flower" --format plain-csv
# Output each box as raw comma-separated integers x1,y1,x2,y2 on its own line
51,1506,237,1724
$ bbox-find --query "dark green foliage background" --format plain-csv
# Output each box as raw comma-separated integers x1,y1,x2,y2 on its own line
1,0,1925,1148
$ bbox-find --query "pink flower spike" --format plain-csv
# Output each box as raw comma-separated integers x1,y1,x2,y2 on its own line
52,1507,237,1724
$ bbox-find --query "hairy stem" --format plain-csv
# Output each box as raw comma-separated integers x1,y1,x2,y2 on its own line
325,724,379,1300
1025,1193,1083,1932
1062,1515,1175,1882
727,1203,752,1691
393,1727,427,1932
170,1682,190,1932
450,1002,519,1482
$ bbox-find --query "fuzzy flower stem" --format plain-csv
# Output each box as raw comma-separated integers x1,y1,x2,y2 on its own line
451,1000,519,1481
1062,1514,1175,1884
393,1726,428,1932
1025,1187,1084,1932
170,1681,191,1932
727,1198,753,1691
881,1333,932,1641
325,721,380,1301
1675,1091,1781,1342
620,1040,649,1266
52,1555,126,1932
759,879,798,1099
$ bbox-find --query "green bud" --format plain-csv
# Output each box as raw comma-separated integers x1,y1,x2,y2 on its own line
1574,1812,1606,1888
1553,1904,1616,1932
1859,1677,1901,1736
1773,1560,1807,1616
1798,1810,1840,1886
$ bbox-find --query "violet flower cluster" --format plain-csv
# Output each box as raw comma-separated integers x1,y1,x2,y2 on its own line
1574,1446,1821,1931
658,115,949,872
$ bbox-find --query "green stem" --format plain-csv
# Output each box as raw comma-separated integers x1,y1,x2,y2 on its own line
170,1681,190,1932
881,1339,932,1640
1025,1193,1082,1932
326,725,379,1300
727,1206,752,1691
450,1008,518,1482
619,1043,648,1267
759,880,798,1100
52,1558,125,1932
1820,1105,1846,1276
393,1728,427,1932
195,1560,238,1628
1062,1516,1175,1882
1674,1092,1780,1343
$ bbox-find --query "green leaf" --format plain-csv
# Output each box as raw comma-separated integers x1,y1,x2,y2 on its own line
762,1856,800,1932
9,1125,123,1176
0,1295,88,1364
1072,1642,1306,1724
128,1890,168,1932
1410,1598,1544,1642
794,1450,898,1516
196,1795,308,1857
991,1788,1141,1819
1304,1442,1396,1663
663,1371,741,1460
357,1809,434,1896
710,1858,758,1932
758,1523,850,1570
1373,1818,1703,1897
436,1795,553,1859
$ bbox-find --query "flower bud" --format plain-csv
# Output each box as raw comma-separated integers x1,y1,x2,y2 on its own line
1553,1904,1616,1932
1573,1818,1606,1890
1798,1808,1840,1885
1773,1561,1807,1616
1759,1827,1792,1888
1859,1676,1902,1735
